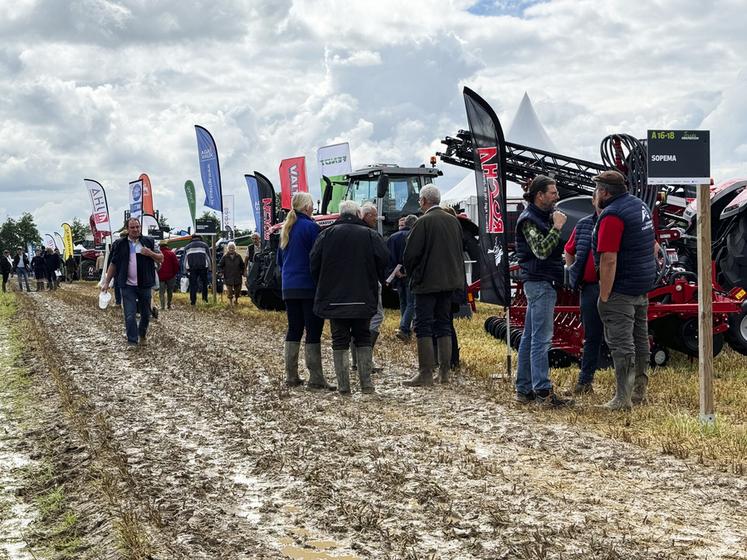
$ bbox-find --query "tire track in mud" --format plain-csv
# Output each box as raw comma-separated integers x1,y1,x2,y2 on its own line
19,286,747,560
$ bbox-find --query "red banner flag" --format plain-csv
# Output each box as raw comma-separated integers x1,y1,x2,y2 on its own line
278,156,309,210
139,173,155,216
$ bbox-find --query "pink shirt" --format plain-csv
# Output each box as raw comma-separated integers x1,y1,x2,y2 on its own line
126,240,140,286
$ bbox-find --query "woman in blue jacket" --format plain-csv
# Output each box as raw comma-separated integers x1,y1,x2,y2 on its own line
278,192,334,390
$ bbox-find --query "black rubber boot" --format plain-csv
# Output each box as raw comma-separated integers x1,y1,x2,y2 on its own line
305,343,336,391
333,349,351,395
403,337,434,387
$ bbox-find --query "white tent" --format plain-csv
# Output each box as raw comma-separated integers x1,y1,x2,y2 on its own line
442,92,554,218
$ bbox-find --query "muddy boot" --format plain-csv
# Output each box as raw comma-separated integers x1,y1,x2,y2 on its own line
356,345,375,394
284,341,304,387
333,349,351,395
350,341,357,371
601,356,634,410
36,281,44,292
436,337,452,384
632,356,649,405
370,330,383,373
305,343,335,391
403,337,434,387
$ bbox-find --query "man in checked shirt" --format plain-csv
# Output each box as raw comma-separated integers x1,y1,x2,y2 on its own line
514,175,573,407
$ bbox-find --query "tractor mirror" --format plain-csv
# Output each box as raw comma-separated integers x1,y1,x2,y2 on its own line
376,175,390,198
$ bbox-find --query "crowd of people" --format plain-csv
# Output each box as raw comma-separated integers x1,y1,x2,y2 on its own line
2,246,71,293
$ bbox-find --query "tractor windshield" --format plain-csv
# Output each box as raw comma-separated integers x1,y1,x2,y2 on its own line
349,174,427,218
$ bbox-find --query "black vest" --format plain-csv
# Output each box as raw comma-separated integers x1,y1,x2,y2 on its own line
592,193,656,296
515,203,564,284
568,213,597,289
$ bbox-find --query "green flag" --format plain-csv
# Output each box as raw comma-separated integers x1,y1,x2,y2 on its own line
184,180,196,230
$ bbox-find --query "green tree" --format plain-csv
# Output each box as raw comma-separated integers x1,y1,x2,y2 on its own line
157,211,170,231
69,217,91,243
0,213,41,252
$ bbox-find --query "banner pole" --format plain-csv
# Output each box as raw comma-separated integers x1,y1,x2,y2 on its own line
505,305,512,379
211,234,217,304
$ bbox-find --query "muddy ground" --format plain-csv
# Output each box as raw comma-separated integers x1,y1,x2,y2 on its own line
2,284,746,559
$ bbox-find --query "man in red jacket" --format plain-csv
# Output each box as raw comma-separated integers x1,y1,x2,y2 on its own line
157,241,179,310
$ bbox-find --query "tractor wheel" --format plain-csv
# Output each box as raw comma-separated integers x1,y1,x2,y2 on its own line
726,310,747,356
649,344,669,368
678,318,724,358
484,316,498,333
718,213,747,289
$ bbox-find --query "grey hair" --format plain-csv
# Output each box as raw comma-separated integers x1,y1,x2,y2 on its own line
339,200,360,217
420,185,441,205
404,214,418,228
227,241,236,250
360,202,377,218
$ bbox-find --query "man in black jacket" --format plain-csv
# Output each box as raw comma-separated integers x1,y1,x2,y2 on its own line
387,214,418,340
1,249,12,292
101,219,163,347
310,200,389,395
183,234,211,306
403,185,465,386
13,248,32,292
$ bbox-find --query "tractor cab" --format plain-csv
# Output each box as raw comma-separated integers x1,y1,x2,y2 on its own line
339,164,443,237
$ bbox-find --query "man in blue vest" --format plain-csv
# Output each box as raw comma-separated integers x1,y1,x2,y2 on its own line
593,170,656,410
514,175,573,407
564,192,604,395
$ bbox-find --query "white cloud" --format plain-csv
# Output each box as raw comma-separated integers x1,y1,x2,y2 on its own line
0,0,745,237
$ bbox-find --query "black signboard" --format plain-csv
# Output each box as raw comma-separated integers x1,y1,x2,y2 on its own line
195,219,218,234
647,130,710,185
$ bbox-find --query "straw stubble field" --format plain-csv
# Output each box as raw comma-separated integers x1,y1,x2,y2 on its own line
0,284,746,560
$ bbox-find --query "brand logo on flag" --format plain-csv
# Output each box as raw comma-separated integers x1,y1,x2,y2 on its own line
477,146,505,234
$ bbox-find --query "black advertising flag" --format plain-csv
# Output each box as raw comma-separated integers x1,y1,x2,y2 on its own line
463,87,510,306
254,171,278,242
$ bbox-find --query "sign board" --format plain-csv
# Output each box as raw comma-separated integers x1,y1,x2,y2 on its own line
195,219,218,235
647,130,710,185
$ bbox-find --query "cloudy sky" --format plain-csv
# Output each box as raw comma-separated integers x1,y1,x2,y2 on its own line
1,0,746,238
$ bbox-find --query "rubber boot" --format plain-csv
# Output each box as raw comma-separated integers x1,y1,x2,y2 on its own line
370,330,383,373
403,337,434,387
436,336,452,384
333,349,351,395
284,341,304,387
350,341,357,371
356,345,375,394
305,343,335,391
602,355,634,410
631,356,649,405
36,281,44,292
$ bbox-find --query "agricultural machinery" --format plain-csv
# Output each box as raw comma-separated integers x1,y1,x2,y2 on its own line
438,130,747,363
247,163,443,311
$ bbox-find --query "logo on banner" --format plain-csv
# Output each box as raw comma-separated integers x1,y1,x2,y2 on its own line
262,198,273,240
320,156,347,166
132,183,142,201
477,146,505,234
200,146,216,161
288,164,300,193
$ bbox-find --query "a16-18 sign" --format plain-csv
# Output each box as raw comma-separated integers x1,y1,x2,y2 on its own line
647,130,710,185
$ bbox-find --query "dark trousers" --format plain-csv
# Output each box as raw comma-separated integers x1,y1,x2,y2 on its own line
159,277,176,309
121,285,152,344
330,318,372,350
114,281,122,305
414,291,452,339
284,298,324,343
188,268,208,305
579,283,604,384
1,271,8,292
46,271,56,290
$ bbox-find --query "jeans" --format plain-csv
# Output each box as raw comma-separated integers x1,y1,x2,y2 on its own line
159,277,176,309
414,291,452,339
597,292,649,369
121,285,152,344
516,280,556,394
578,283,604,385
330,318,372,350
188,268,208,305
284,298,324,343
369,284,384,333
16,268,31,291
398,283,415,334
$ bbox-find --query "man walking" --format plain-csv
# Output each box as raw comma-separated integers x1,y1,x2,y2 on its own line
402,185,465,386
593,170,656,409
13,248,31,292
564,191,604,395
101,218,163,347
183,234,211,306
514,176,572,407
43,248,60,290
218,241,245,306
387,215,418,341
310,200,389,395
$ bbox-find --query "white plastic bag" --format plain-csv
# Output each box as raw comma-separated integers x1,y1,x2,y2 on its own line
98,291,112,310
180,277,189,293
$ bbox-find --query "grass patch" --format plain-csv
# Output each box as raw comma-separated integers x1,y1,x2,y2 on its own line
460,302,747,474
